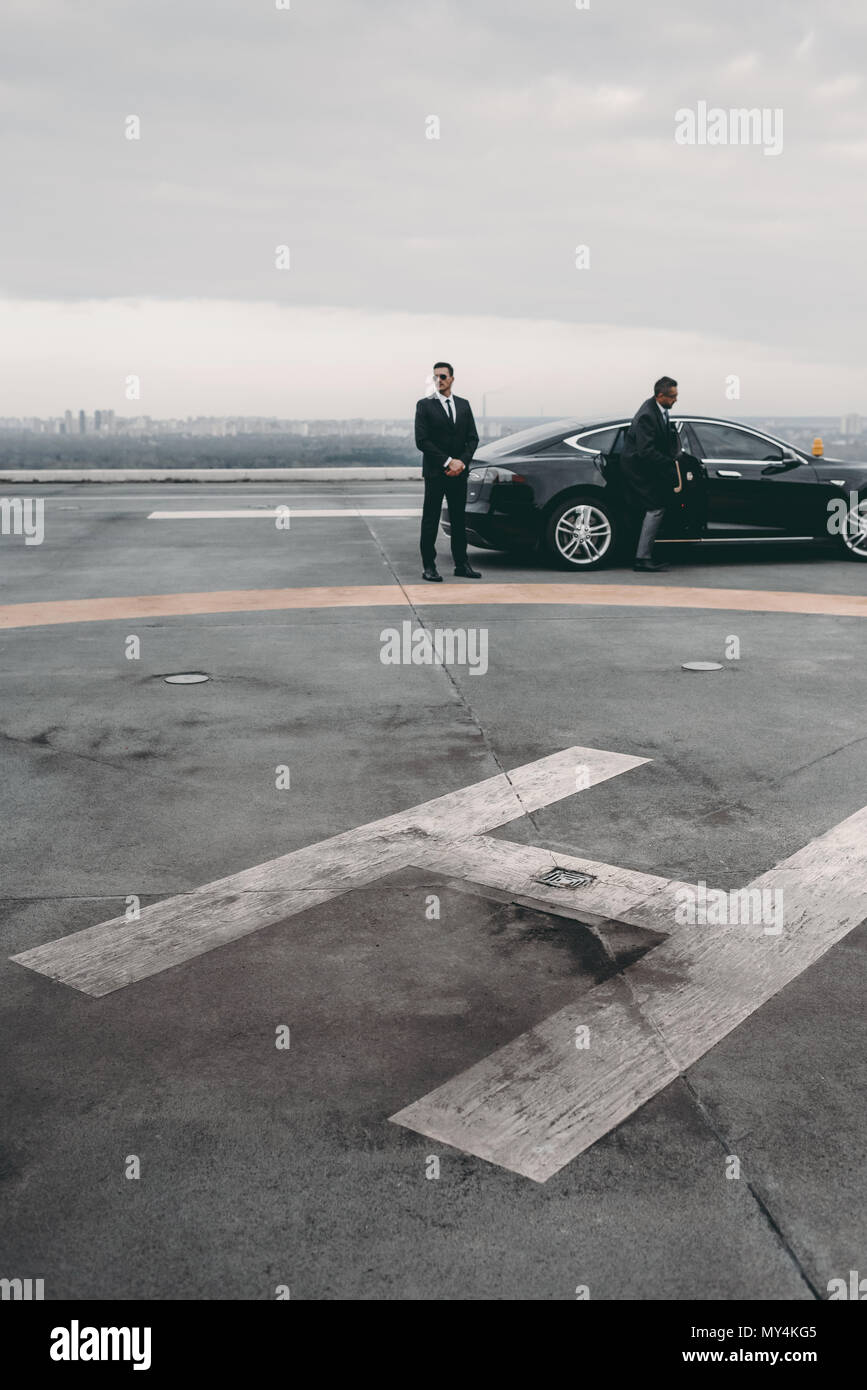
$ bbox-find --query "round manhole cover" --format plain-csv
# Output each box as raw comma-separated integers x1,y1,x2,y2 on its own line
163,673,210,684
681,661,724,672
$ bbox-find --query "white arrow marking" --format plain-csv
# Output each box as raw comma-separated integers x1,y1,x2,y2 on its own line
11,746,645,996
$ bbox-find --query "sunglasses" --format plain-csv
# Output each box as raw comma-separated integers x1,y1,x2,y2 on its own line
435,373,450,381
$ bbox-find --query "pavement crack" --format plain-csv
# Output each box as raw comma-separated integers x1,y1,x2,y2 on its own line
358,513,555,861
780,729,867,782
0,725,214,793
683,731,867,835
678,1074,822,1300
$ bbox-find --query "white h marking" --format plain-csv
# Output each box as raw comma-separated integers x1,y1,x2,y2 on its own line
11,747,644,996
11,747,867,1181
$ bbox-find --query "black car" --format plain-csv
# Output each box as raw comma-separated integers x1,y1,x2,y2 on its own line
442,415,867,569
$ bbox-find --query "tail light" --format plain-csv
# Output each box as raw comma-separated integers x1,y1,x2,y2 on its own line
468,466,527,484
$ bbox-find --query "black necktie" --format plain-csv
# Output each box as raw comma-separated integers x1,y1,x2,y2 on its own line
445,399,454,424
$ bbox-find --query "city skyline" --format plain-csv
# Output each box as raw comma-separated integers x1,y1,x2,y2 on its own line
2,408,863,451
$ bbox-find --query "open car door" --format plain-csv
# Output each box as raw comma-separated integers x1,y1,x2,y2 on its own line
663,421,707,538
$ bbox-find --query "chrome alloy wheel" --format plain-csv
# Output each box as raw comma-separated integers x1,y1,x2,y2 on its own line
554,503,613,565
842,498,867,557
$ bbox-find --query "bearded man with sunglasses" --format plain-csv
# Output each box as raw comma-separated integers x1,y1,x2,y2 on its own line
414,361,481,582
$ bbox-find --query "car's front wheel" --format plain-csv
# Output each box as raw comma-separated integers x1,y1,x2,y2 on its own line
839,496,867,561
544,495,616,570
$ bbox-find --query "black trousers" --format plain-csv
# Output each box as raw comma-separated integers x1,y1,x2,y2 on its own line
635,507,666,560
420,470,468,567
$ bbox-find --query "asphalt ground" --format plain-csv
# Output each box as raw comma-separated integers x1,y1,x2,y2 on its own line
1,481,866,1300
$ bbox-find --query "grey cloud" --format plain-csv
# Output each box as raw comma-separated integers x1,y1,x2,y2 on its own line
1,0,865,363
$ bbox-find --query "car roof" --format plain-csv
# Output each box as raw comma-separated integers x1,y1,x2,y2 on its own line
574,416,783,431
486,415,792,458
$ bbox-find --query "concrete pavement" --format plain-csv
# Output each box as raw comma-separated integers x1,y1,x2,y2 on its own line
1,481,865,1298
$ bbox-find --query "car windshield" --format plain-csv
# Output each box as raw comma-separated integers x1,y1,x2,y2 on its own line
481,418,582,457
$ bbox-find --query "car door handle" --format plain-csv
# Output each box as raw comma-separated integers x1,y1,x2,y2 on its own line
715,468,742,477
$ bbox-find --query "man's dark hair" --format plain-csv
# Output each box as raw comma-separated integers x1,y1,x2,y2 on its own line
654,375,677,395
433,361,454,376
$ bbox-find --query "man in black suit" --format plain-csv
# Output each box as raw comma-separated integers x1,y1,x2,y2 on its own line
414,361,481,581
619,375,680,572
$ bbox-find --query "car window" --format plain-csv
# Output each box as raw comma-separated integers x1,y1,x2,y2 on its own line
565,426,625,455
481,419,581,458
691,423,783,461
676,421,703,456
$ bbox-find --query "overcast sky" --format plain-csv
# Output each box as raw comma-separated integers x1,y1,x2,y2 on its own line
2,0,865,418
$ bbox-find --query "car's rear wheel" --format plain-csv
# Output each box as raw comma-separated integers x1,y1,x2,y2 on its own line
544,495,616,570
839,496,867,561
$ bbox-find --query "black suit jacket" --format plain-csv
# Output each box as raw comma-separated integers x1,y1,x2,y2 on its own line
415,395,479,479
619,397,679,510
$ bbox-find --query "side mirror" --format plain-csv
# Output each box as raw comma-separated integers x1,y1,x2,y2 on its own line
763,451,800,474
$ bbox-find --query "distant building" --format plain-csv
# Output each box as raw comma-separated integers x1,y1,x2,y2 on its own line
840,413,862,437
78,409,86,434
480,419,506,440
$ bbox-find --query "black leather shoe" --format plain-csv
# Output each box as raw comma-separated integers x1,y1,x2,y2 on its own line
422,566,443,582
453,563,482,578
633,559,670,572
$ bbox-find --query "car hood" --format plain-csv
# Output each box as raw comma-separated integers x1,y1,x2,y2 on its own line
812,458,867,487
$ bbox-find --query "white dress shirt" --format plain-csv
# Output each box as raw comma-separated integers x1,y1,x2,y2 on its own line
438,391,459,471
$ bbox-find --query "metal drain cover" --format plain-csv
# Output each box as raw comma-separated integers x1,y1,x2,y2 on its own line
533,867,596,889
681,661,724,672
163,673,210,685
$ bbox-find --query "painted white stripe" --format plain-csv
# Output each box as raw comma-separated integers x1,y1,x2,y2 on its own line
11,746,645,996
419,833,678,926
391,807,867,1181
147,508,422,519
0,467,422,483
45,493,421,504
